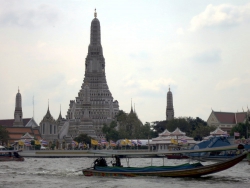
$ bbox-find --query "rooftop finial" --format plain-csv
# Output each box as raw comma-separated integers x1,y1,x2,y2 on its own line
94,8,97,18
130,98,133,113
169,85,170,91
18,86,19,93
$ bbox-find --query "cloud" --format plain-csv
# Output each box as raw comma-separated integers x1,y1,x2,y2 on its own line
67,78,79,86
123,77,175,96
0,4,62,28
189,3,250,31
176,27,184,35
191,49,221,64
215,77,250,91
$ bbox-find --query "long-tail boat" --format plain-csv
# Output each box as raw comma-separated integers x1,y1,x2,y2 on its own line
83,146,249,177
0,149,24,162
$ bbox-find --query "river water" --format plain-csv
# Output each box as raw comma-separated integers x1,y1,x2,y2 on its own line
0,157,250,188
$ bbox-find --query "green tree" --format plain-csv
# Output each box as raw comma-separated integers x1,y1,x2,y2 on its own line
186,117,207,131
74,134,92,145
102,110,156,140
152,121,167,133
230,122,250,139
102,122,120,141
139,122,158,139
166,118,192,136
0,125,9,145
192,124,216,141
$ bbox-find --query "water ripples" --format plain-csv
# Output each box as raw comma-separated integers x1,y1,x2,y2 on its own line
0,157,250,188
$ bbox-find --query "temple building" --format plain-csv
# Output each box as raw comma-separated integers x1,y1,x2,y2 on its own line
0,88,41,145
166,87,174,121
207,110,250,132
39,104,58,142
63,10,119,139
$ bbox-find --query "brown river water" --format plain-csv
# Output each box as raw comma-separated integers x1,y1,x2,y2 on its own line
0,157,250,188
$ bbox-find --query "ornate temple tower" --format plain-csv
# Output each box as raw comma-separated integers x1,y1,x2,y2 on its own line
66,10,119,139
166,87,174,121
13,88,23,127
39,103,58,143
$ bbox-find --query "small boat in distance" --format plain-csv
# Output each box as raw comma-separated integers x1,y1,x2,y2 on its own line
0,146,24,162
166,153,189,159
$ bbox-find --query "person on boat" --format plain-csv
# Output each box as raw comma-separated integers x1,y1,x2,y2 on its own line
114,155,122,167
93,157,108,169
13,152,20,158
8,152,12,157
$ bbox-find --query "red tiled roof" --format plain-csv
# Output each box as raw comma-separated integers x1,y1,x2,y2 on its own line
23,118,32,125
36,136,42,140
214,112,247,124
6,127,43,143
0,119,14,127
33,129,40,134
235,112,247,123
9,134,25,140
6,127,33,133
0,118,31,127
214,112,236,124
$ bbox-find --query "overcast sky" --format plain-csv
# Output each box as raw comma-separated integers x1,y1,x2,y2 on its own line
0,0,250,125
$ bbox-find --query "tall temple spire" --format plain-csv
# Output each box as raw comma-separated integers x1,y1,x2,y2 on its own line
13,87,23,126
85,9,104,74
66,11,119,139
57,104,62,121
48,99,49,111
94,8,97,18
130,98,133,113
166,86,174,121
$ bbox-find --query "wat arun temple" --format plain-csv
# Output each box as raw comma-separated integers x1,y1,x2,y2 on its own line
66,10,119,137
39,10,119,141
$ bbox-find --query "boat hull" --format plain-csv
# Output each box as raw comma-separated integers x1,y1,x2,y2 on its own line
0,156,24,162
83,152,248,177
166,154,189,159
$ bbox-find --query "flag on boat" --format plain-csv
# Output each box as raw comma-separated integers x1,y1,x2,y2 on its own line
91,139,98,145
137,140,142,145
234,132,240,136
41,140,48,145
110,140,116,146
24,140,31,146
